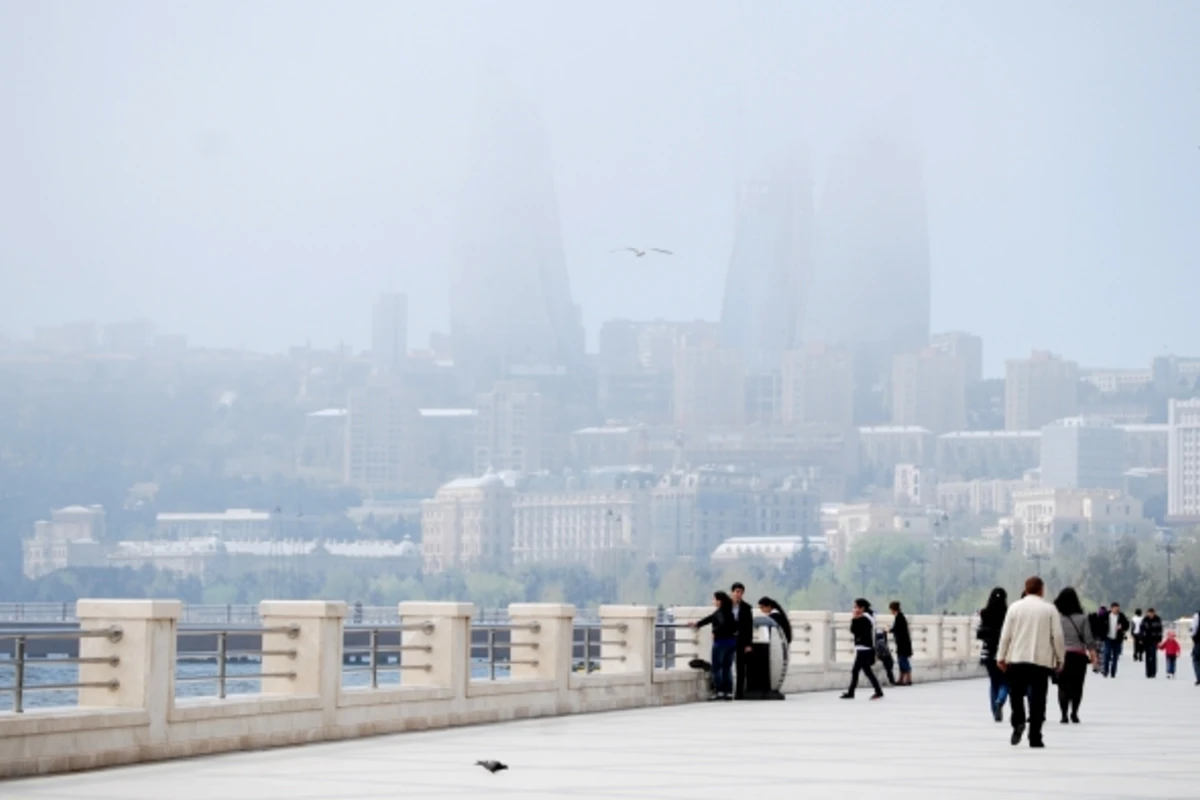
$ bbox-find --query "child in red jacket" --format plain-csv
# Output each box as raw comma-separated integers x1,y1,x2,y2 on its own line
1160,631,1182,679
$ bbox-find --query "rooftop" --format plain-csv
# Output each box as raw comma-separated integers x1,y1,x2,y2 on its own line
11,677,1194,799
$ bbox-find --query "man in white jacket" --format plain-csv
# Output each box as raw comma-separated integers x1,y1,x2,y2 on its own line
997,576,1066,749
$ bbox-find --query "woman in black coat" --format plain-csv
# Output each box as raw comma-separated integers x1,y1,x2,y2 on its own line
691,591,738,700
977,587,1008,722
889,601,913,686
841,598,884,700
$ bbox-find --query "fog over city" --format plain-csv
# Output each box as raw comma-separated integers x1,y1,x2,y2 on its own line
3,2,1200,634
2,1,1197,370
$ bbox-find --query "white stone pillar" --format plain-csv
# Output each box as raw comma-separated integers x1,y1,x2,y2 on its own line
911,615,943,667
789,610,832,667
832,612,854,664
398,602,474,699
598,605,655,681
670,606,714,666
944,615,972,662
77,599,180,740
508,603,575,691
259,601,345,721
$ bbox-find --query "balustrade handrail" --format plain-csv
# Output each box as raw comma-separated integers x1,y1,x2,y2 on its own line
0,626,125,713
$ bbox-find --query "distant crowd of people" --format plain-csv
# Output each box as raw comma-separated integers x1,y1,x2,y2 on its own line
977,576,1200,749
689,577,1200,750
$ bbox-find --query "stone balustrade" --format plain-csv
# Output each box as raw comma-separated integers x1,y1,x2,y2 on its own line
0,600,984,779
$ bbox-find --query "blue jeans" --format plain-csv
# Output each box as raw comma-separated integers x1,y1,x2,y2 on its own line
1102,639,1123,676
985,660,1008,716
897,655,911,674
711,639,737,696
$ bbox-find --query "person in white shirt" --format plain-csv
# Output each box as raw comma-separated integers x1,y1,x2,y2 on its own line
997,576,1065,749
1131,609,1145,662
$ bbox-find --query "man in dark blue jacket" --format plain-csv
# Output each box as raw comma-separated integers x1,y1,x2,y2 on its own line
730,582,755,699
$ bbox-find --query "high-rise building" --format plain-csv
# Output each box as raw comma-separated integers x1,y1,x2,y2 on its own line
930,332,983,383
474,381,546,474
672,340,745,429
449,73,583,384
781,344,855,429
892,349,967,434
719,159,815,372
371,293,408,374
801,125,930,421
1005,351,1079,431
1167,398,1200,518
1040,417,1125,490
344,379,425,492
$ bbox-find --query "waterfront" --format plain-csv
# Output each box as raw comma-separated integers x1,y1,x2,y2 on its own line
0,657,508,712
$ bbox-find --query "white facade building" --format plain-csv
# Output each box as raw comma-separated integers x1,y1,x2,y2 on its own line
420,474,516,573
1040,417,1125,491
22,505,108,579
1167,398,1200,519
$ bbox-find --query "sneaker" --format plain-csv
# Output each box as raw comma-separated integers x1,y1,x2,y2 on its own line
1029,738,1045,749
1011,724,1025,746
1070,713,1080,724
870,693,883,701
839,693,854,700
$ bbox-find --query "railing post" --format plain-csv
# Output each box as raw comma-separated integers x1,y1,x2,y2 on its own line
508,603,575,693
13,636,25,714
832,612,854,664
945,615,971,663
76,599,180,743
598,605,655,682
398,602,473,699
259,601,346,725
788,610,833,668
911,614,943,671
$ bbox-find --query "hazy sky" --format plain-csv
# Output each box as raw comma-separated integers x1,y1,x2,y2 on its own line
1,1,1197,374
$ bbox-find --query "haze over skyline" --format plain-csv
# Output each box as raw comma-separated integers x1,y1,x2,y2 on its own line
2,1,1198,375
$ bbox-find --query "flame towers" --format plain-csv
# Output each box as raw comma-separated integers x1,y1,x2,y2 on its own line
449,74,583,386
802,126,930,421
719,154,816,372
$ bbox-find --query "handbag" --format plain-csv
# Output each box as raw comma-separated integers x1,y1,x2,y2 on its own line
1066,616,1098,666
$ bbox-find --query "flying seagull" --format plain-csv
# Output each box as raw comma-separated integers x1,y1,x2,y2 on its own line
476,760,509,774
611,247,672,257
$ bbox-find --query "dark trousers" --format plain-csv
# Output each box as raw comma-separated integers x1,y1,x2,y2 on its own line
1145,644,1159,678
1056,651,1089,719
711,639,736,696
848,650,883,697
734,646,748,698
1006,663,1051,741
1133,635,1143,661
1102,639,1123,676
1193,650,1200,683
985,659,1008,716
879,653,897,685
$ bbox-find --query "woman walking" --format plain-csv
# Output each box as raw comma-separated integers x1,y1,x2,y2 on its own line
690,591,738,700
841,598,884,700
889,601,913,685
977,587,1008,722
1054,587,1096,724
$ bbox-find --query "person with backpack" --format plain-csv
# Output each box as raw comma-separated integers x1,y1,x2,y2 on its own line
875,625,897,686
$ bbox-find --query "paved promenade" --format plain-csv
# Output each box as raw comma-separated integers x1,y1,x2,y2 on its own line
5,674,1197,799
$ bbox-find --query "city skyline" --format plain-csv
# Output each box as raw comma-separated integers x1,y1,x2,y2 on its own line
2,2,1199,375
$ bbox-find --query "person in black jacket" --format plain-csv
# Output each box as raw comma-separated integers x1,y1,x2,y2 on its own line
889,601,913,686
977,587,1009,721
841,598,884,700
691,591,738,700
1140,608,1164,679
730,582,755,699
